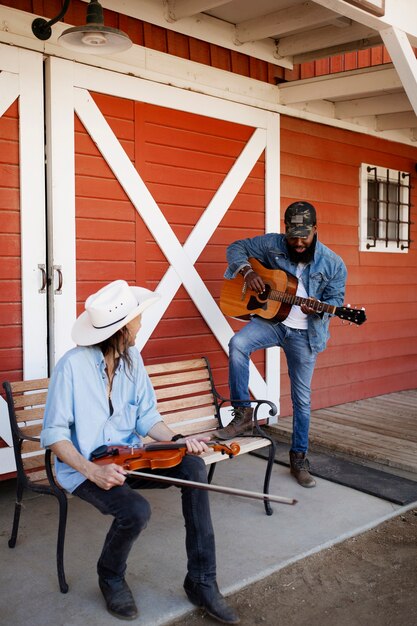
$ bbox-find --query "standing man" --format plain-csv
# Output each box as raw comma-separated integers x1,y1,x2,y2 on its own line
41,279,239,624
216,201,347,488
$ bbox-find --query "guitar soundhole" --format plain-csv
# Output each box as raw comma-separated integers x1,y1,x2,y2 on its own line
247,284,271,311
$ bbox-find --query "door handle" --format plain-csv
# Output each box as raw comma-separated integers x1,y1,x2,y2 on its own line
53,265,63,295
38,264,47,293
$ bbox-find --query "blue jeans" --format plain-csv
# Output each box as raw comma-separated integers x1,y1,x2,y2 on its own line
228,317,317,453
74,454,216,584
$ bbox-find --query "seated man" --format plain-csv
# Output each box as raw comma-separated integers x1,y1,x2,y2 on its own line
41,279,239,624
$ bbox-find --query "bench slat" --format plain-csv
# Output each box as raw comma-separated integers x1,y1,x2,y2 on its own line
15,407,45,423
145,358,207,375
201,436,273,465
21,455,46,470
167,415,219,431
12,391,48,410
149,368,209,388
9,378,49,393
154,380,212,400
15,423,43,438
158,393,215,413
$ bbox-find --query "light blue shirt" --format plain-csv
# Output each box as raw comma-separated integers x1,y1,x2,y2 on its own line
41,345,163,493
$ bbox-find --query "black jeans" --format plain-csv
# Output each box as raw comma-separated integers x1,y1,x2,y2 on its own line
74,454,216,584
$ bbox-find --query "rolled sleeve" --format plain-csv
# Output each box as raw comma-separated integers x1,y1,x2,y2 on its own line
41,425,72,448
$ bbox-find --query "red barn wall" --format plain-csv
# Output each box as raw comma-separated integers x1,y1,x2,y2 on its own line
0,100,21,383
279,115,417,416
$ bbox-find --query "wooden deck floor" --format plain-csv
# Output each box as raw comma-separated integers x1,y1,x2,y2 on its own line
270,389,417,475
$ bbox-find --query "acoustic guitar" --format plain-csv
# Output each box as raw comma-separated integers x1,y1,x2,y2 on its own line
220,258,366,326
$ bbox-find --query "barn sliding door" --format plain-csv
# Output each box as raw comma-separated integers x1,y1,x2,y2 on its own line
0,48,281,475
46,57,281,412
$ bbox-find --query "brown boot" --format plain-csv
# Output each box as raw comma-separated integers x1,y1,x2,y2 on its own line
289,450,316,488
215,407,253,440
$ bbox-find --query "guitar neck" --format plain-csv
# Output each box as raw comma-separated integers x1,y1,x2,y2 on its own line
269,289,336,315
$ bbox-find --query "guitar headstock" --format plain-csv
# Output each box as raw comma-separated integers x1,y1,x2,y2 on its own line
335,306,367,326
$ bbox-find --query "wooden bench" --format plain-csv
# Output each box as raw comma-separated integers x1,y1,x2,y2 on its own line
2,355,277,593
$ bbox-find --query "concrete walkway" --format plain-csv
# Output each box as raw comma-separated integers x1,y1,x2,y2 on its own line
0,454,414,626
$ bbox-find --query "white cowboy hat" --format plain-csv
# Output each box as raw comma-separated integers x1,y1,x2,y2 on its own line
71,279,160,346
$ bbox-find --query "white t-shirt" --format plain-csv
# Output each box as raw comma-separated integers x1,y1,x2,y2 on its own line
282,263,308,329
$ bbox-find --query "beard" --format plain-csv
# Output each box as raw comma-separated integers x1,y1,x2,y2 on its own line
286,234,317,264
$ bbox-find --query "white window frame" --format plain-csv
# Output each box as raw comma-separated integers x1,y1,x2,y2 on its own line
359,163,410,253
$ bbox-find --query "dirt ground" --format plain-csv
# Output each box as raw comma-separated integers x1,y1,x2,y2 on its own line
170,507,417,626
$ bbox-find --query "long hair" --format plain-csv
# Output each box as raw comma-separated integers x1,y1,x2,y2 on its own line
97,325,134,376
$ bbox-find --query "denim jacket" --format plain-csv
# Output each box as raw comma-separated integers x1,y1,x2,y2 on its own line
225,233,347,353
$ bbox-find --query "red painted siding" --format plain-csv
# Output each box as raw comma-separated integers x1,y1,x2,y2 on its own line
0,100,21,385
279,116,417,416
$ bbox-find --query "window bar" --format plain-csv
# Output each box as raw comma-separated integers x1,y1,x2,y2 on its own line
401,172,411,250
384,168,390,248
396,170,401,248
366,166,377,249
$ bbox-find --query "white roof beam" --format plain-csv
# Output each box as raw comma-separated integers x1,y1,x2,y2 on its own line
165,1,229,22
279,66,401,104
376,111,417,131
312,0,417,42
293,35,380,63
80,0,292,68
235,2,342,45
380,26,417,118
277,21,377,57
335,92,411,117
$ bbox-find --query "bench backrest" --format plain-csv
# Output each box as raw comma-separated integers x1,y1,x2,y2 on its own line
3,378,50,481
145,357,220,437
3,357,221,475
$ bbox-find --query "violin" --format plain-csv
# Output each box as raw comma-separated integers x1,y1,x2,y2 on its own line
90,440,297,507
90,440,241,471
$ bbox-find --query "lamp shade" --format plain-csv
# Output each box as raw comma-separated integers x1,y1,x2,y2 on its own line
58,24,132,54
57,0,132,55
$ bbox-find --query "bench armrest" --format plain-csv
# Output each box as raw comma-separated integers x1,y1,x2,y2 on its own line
215,394,277,436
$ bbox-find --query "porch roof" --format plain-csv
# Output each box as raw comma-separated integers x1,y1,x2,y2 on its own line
1,1,417,145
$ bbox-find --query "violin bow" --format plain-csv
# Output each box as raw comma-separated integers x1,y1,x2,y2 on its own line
125,469,297,506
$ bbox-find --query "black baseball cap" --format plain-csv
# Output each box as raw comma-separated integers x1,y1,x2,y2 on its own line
284,201,316,238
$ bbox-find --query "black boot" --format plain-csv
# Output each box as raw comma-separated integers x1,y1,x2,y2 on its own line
215,407,253,440
184,575,240,624
289,450,316,488
99,577,138,620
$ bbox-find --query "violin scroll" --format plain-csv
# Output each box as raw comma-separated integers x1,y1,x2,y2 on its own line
211,441,240,458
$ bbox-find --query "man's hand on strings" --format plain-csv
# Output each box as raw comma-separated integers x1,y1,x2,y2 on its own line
244,270,265,294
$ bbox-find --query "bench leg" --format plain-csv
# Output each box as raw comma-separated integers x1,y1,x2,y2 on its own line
207,463,216,484
56,491,69,593
262,438,277,516
8,479,24,548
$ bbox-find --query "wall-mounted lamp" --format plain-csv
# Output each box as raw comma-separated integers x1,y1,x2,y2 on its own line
31,0,132,55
